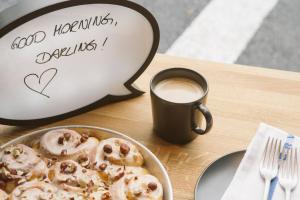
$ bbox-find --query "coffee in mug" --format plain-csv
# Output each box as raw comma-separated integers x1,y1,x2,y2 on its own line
150,68,213,144
153,77,204,103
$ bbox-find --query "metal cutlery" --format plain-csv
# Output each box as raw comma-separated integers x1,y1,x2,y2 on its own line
278,148,298,200
260,137,282,200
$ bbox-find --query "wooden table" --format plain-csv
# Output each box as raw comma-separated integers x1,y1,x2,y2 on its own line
1,54,300,199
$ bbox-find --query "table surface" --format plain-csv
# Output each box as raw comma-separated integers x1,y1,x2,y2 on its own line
1,54,300,199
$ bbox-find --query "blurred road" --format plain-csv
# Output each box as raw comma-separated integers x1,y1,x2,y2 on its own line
1,0,300,72
134,0,300,72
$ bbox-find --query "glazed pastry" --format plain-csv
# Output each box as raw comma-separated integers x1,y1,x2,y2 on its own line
10,180,84,200
10,180,57,200
96,161,148,183
40,129,99,165
0,129,163,199
48,160,106,194
0,144,47,184
126,174,163,200
110,174,163,200
95,138,144,166
0,189,8,200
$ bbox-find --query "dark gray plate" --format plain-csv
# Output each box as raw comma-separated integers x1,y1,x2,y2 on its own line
195,151,246,200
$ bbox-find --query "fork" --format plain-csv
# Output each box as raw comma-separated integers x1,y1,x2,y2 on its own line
278,148,298,200
260,137,282,200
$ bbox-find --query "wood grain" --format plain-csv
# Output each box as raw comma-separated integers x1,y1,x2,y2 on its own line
1,54,300,199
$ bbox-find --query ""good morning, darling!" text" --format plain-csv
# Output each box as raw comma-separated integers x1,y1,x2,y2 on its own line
10,13,117,65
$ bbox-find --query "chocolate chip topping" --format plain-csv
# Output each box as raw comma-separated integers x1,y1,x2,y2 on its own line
77,154,88,163
99,163,108,171
148,182,158,191
120,143,130,155
134,191,142,197
60,162,67,171
60,162,77,174
101,192,111,200
113,171,125,181
63,132,71,141
80,133,89,143
0,162,5,168
52,157,58,161
47,159,56,168
9,169,17,175
4,148,11,155
58,136,64,145
77,154,90,168
103,144,113,154
58,132,72,145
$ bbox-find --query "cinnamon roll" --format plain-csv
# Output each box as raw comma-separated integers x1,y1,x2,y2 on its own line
48,160,107,194
10,180,85,200
110,174,163,200
0,144,47,186
95,138,144,166
40,129,99,165
10,180,57,200
0,128,164,199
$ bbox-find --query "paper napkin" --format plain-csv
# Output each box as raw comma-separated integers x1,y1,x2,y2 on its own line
221,123,300,200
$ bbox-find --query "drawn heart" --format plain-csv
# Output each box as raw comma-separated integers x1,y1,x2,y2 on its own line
24,68,58,98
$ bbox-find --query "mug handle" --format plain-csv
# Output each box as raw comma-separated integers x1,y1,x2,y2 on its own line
193,104,213,135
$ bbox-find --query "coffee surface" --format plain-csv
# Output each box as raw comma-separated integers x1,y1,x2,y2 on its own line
154,77,204,103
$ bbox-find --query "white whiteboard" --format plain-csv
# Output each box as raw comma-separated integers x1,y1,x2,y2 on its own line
0,2,158,123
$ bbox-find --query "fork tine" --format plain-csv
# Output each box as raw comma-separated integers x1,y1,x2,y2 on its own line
267,138,274,168
287,148,292,179
293,148,298,179
272,139,281,169
291,148,298,178
280,148,288,178
261,137,271,168
270,139,276,168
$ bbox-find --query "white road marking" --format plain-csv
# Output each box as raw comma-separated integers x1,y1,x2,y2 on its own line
167,0,279,63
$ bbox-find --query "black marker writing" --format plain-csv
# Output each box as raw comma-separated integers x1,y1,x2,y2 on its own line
24,68,58,98
102,37,108,47
53,13,116,37
11,31,46,50
35,39,98,64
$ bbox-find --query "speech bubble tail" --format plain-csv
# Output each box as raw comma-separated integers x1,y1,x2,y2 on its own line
127,83,145,96
109,84,144,97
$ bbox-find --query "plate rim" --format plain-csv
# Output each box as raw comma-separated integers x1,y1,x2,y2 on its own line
193,149,246,200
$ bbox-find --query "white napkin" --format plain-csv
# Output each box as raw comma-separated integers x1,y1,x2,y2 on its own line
221,123,300,200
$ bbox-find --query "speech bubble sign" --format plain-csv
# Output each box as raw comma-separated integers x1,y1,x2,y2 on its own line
0,0,159,125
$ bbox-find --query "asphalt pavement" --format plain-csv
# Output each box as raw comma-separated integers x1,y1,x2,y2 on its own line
135,0,300,72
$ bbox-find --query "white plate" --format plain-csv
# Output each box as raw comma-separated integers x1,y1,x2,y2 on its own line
194,151,245,200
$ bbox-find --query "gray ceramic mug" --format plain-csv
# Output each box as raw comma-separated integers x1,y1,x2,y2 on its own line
150,68,213,144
